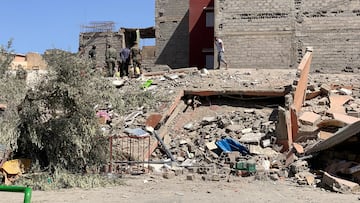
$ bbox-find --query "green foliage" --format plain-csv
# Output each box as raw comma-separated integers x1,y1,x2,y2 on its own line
0,39,27,146
0,78,27,145
16,49,106,172
0,39,14,78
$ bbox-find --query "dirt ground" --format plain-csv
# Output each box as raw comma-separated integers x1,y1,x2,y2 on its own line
2,174,360,203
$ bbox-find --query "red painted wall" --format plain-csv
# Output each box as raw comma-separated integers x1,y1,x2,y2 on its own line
189,0,214,69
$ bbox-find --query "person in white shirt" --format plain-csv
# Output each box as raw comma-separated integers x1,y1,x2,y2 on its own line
214,36,228,69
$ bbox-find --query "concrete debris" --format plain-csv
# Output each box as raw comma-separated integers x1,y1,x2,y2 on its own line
239,132,265,144
85,58,360,194
322,172,360,193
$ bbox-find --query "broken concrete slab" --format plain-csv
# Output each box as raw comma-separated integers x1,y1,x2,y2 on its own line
322,172,360,193
328,95,354,114
306,120,360,154
331,113,360,125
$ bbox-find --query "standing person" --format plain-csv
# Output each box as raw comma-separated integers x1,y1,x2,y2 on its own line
105,44,117,77
214,36,228,70
130,41,142,77
119,47,131,77
88,45,97,70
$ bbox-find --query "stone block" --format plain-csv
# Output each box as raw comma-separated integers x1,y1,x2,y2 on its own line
226,124,243,133
186,174,195,181
205,141,218,151
299,111,321,126
163,171,175,179
239,132,265,144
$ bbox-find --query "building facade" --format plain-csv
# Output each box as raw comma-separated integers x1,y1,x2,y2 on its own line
156,0,360,71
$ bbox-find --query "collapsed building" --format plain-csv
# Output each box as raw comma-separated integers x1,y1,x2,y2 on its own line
78,21,156,70
1,0,359,196
102,48,360,193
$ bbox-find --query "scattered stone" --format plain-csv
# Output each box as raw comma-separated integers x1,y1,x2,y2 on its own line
299,111,321,126
318,97,329,105
163,171,175,179
211,174,220,181
183,122,194,130
270,173,280,181
226,124,243,133
290,160,309,175
339,88,353,95
205,141,218,151
186,174,195,181
239,132,265,144
241,128,253,134
244,109,255,114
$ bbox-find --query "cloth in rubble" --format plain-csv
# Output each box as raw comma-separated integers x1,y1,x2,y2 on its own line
216,138,249,155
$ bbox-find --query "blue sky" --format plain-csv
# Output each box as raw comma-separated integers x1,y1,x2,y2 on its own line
0,0,155,54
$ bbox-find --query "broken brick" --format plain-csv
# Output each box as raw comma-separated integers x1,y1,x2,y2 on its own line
292,143,304,154
299,111,321,126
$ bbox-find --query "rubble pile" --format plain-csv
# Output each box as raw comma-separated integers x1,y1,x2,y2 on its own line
155,108,282,178
140,65,360,193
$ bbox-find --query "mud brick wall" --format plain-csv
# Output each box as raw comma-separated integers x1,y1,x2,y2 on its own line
155,0,189,68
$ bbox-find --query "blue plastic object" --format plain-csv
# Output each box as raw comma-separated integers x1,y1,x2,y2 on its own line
216,138,249,155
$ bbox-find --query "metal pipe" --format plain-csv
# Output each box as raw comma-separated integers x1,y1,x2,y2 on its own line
0,185,32,203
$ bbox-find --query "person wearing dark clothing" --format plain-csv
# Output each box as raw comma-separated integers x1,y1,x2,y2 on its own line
119,47,131,77
88,45,97,70
88,45,97,60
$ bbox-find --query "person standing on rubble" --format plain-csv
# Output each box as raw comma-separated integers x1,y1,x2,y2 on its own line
88,45,97,70
130,41,142,77
214,36,228,70
105,44,117,77
119,47,131,77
